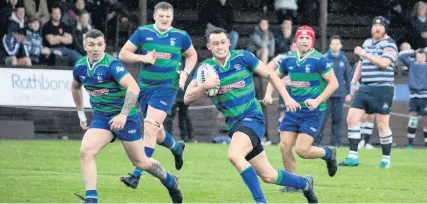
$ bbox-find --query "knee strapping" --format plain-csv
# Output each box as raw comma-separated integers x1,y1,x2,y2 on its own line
408,116,419,128
144,118,161,128
379,130,393,144
364,122,374,134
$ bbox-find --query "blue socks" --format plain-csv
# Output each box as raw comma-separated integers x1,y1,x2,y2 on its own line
240,166,266,203
275,169,308,190
160,130,180,154
161,172,177,189
132,147,155,177
321,147,332,160
85,190,98,203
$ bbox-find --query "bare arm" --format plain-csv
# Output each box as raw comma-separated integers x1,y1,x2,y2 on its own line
182,46,198,74
118,41,149,64
351,61,362,84
60,33,73,45
254,61,291,102
71,79,84,111
46,34,62,45
184,80,207,105
118,74,140,115
316,70,339,103
264,55,284,98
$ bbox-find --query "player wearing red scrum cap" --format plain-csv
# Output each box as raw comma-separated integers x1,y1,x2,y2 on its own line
263,26,339,193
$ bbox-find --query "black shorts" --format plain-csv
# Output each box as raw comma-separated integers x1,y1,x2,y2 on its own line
409,98,427,116
351,86,394,114
228,126,264,161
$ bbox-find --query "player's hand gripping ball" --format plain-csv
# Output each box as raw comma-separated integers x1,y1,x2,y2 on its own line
196,64,220,97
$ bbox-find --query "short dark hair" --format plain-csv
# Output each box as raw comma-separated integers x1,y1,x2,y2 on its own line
205,27,227,42
154,1,174,12
85,29,104,40
329,35,341,42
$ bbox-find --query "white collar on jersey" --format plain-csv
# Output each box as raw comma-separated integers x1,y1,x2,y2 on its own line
87,53,106,70
153,24,173,35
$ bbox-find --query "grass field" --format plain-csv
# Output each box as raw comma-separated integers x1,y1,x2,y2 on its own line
0,140,426,203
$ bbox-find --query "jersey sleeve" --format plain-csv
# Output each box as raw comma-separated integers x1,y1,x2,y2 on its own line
72,66,81,83
110,60,130,82
276,54,288,76
382,42,398,62
318,57,332,75
243,50,260,72
129,28,145,47
182,32,192,51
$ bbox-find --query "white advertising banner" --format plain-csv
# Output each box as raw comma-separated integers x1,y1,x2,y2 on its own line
0,68,92,108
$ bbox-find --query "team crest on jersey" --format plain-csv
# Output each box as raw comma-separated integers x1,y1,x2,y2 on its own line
96,75,103,83
218,80,245,94
234,64,241,70
339,61,344,67
170,38,176,46
305,64,311,73
79,76,86,81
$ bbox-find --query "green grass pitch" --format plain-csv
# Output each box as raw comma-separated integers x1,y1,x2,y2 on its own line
0,140,426,203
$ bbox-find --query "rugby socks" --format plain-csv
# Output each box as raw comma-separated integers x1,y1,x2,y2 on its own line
424,128,427,148
161,172,178,189
160,130,180,154
240,166,266,203
85,190,98,203
407,116,418,146
379,131,392,163
364,122,374,144
275,169,308,191
348,127,361,159
321,147,332,160
132,147,155,177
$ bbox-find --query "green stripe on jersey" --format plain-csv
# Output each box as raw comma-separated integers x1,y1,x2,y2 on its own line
142,43,182,53
289,72,322,81
140,69,178,81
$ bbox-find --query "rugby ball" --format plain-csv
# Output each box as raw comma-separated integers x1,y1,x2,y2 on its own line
196,63,220,97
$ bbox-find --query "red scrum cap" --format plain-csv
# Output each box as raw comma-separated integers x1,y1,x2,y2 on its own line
295,26,315,48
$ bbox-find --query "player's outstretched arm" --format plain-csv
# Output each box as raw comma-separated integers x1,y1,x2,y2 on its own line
118,41,156,64
118,74,140,115
263,55,284,103
180,46,198,89
255,61,299,111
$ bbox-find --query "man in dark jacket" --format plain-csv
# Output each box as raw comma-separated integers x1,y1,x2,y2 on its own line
315,35,352,147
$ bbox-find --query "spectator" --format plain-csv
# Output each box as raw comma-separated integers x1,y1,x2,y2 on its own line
247,18,275,144
0,0,19,37
0,21,31,66
247,18,275,64
51,0,74,26
199,0,239,50
24,17,52,64
315,35,352,147
8,1,26,30
395,42,412,75
72,11,93,55
68,0,86,25
42,5,82,65
23,0,49,24
274,0,298,23
407,1,427,49
274,19,293,55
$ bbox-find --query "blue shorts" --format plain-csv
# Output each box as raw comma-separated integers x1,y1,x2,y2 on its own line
89,113,142,142
280,109,325,138
139,87,177,117
351,86,394,114
409,98,427,116
228,117,266,140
